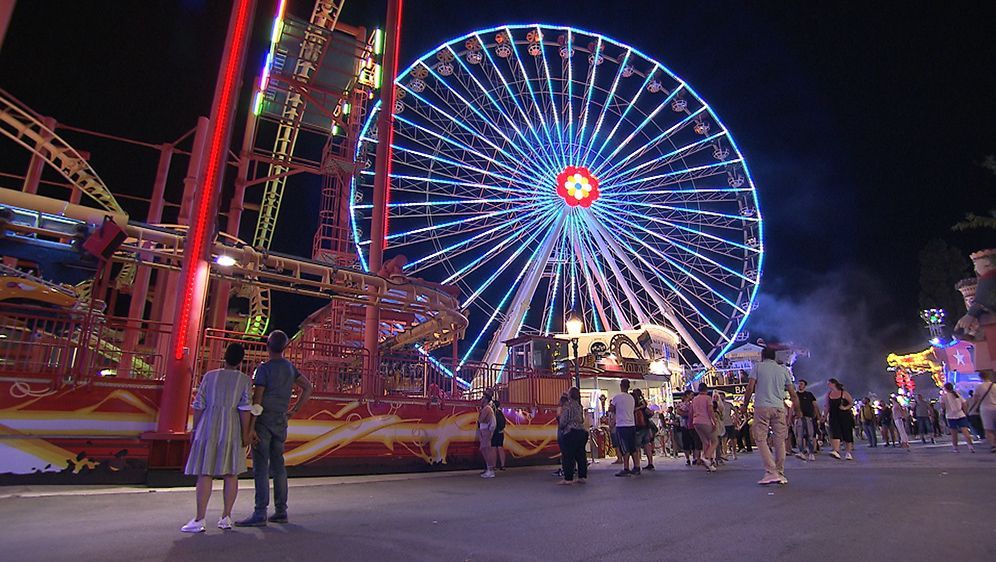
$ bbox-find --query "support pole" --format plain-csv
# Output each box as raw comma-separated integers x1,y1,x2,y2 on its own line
362,0,403,396
156,0,256,436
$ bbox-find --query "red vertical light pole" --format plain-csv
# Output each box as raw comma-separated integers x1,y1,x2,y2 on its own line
362,0,403,396
157,0,257,435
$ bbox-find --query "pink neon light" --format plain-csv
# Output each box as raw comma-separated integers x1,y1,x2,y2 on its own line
175,0,252,360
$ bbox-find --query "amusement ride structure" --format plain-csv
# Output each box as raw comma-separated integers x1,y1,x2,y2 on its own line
0,1,762,483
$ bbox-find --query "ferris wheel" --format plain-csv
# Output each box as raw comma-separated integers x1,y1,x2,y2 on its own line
351,24,762,369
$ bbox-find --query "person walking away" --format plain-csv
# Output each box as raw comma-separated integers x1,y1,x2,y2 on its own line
742,347,801,485
879,401,895,447
737,407,753,453
892,399,911,451
632,388,657,470
558,387,589,484
965,374,992,442
967,372,996,452
860,399,878,447
713,391,734,462
236,330,314,527
928,401,941,438
691,383,718,472
181,343,252,533
478,390,498,477
793,380,819,461
941,383,976,453
609,379,638,476
825,379,855,460
913,394,934,444
491,399,508,470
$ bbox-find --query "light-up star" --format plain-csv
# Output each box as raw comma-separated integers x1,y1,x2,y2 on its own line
953,350,966,365
555,166,600,207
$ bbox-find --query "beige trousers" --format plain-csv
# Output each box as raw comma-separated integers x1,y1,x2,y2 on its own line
752,406,787,477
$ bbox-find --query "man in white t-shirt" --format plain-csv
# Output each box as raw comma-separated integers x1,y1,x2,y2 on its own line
609,379,638,477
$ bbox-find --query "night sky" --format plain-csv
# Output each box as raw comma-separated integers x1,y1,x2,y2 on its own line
2,1,994,393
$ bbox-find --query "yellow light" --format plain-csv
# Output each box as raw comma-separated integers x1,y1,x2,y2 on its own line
216,255,237,267
342,102,351,115
565,311,584,337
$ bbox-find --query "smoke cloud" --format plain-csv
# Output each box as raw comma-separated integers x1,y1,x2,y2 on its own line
745,268,920,399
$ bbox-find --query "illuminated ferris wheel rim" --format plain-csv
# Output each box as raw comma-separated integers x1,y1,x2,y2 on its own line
350,23,764,368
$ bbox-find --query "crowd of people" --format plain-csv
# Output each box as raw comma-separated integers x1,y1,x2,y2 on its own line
177,330,995,530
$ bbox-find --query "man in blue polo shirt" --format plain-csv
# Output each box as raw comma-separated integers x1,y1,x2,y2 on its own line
741,347,800,486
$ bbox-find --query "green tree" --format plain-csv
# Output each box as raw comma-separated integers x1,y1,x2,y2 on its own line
918,238,970,318
953,155,996,231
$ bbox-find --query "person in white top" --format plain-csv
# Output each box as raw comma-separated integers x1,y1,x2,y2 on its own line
891,399,910,450
968,372,996,452
609,379,638,477
940,383,975,453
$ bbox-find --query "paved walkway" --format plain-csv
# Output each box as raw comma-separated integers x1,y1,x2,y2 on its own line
0,442,992,561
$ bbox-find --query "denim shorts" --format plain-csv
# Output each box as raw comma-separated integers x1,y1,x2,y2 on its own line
947,417,970,430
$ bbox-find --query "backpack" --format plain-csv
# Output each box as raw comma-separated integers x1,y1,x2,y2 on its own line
634,406,647,428
494,407,506,433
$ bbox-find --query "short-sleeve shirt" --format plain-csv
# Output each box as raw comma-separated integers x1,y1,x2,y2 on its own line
797,391,817,418
690,394,713,425
611,392,636,427
749,359,792,409
718,400,733,426
253,357,302,415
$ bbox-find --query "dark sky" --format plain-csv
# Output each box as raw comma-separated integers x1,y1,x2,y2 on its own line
2,1,994,392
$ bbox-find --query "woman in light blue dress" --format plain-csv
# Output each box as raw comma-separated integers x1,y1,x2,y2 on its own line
181,343,252,533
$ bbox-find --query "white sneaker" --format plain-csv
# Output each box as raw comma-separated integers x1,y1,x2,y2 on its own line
794,452,807,460
181,518,205,533
830,451,841,460
481,470,496,478
844,452,854,461
217,516,233,530
778,475,789,485
808,454,816,462
757,474,781,485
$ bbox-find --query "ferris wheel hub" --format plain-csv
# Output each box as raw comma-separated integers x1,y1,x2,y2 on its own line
555,166,600,208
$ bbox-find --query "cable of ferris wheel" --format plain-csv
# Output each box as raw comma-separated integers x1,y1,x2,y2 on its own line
592,204,748,311
585,209,732,344
599,125,723,186
391,113,549,188
590,87,686,179
579,48,631,167
594,105,708,181
357,169,546,200
377,143,527,189
571,36,602,164
573,213,641,329
603,159,742,191
458,207,561,307
568,216,612,331
504,27,565,172
587,66,658,169
439,207,558,285
423,54,561,176
459,211,566,367
597,198,759,255
470,32,563,175
403,205,551,273
534,25,564,155
371,200,548,245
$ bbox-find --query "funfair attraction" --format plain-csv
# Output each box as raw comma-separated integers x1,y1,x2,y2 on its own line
0,1,762,484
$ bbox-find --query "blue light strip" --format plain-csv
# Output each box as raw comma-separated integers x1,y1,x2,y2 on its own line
414,344,472,389
460,212,562,367
604,159,742,190
383,143,523,188
580,48,630,167
566,29,575,150
536,26,564,153
353,196,539,210
358,169,543,198
589,65,657,168
600,194,757,223
601,124,722,185
596,103,705,181
599,199,759,254
544,255,564,334
574,36,602,161
378,202,546,244
506,26,564,172
592,86,686,178
595,204,749,309
443,208,556,285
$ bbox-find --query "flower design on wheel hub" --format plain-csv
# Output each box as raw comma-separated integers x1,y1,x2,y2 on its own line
556,166,600,208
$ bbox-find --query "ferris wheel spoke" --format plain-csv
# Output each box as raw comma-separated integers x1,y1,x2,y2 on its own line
572,218,628,330
576,215,650,325
599,199,758,255
370,201,546,246
384,143,526,188
603,159,743,191
403,205,552,272
591,214,733,345
592,207,745,317
596,105,708,182
564,29,576,150
597,197,754,230
588,66,658,169
591,86,686,178
535,29,564,151
359,170,544,200
471,33,562,175
542,229,570,334
573,36,602,159
505,27,565,172
441,208,557,284
580,48,631,166
392,113,547,187
353,195,540,211
601,126,724,186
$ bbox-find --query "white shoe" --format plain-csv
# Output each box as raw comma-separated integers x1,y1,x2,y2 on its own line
830,451,841,459
808,454,815,462
217,516,233,530
844,452,854,461
181,518,205,533
481,470,496,478
757,475,781,486
795,452,807,460
778,475,789,485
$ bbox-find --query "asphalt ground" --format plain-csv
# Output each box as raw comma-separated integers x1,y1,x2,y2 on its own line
1,441,993,561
